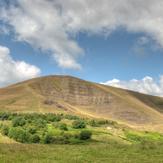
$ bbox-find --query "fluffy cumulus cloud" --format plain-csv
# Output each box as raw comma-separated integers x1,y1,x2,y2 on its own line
0,0,163,69
101,76,163,97
0,45,40,87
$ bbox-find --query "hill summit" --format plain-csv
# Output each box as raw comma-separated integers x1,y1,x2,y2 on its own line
0,75,163,130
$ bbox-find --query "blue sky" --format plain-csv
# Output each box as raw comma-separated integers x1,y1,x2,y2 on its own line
1,29,162,82
0,0,163,96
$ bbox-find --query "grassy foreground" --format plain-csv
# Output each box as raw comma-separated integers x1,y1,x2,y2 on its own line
0,141,163,163
0,112,163,163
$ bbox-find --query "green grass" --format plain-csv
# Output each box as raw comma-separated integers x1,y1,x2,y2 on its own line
0,112,163,162
0,141,163,163
124,130,163,143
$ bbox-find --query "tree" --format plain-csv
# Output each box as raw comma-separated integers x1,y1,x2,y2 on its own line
12,117,26,127
89,120,99,127
1,125,9,136
27,126,37,134
46,114,61,122
43,133,54,144
72,120,86,129
79,130,92,140
0,112,10,120
8,127,29,143
30,134,40,143
59,123,68,131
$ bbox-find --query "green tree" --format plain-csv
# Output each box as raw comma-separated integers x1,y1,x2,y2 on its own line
43,133,54,144
8,127,29,143
46,114,61,122
27,126,37,134
59,123,68,131
12,117,26,127
30,134,40,143
89,120,99,127
72,120,86,129
0,112,10,120
79,130,92,140
1,125,9,136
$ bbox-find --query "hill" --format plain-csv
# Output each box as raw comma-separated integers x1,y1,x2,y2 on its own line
0,75,163,131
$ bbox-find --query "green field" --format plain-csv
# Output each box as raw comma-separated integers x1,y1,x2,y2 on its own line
0,141,163,163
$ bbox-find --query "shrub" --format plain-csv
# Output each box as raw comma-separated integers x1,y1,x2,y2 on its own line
88,119,115,127
89,120,99,127
1,125,9,136
27,126,37,134
64,114,80,120
59,123,68,131
34,119,46,128
8,127,30,143
8,113,18,120
30,134,40,143
79,130,92,140
125,131,141,142
12,117,26,127
97,119,109,125
0,112,10,120
46,114,61,122
72,120,86,129
53,135,70,144
43,133,54,144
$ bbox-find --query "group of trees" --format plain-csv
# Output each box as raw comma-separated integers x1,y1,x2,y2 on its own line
88,119,117,127
0,112,62,123
0,112,118,144
0,112,92,144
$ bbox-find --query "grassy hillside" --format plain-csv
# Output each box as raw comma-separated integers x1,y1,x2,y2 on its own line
0,75,163,131
1,141,163,163
0,112,163,163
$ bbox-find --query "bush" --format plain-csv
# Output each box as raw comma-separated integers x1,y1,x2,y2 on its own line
79,130,92,140
0,112,10,120
1,125,9,136
30,134,40,143
27,126,37,134
12,117,26,127
0,113,95,144
72,120,86,129
97,119,109,125
53,135,70,144
88,119,115,127
46,114,61,122
8,127,30,143
43,133,54,144
59,123,68,131
34,119,46,128
125,131,142,142
64,114,80,120
89,120,99,127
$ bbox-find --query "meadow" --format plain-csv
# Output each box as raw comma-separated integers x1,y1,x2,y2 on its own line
0,112,163,163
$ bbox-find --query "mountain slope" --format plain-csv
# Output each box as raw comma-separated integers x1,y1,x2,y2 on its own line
0,75,163,130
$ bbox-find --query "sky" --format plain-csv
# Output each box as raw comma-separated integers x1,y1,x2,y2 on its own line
0,0,163,96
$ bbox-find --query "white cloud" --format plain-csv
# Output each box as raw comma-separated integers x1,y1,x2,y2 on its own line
0,45,40,87
101,76,163,97
0,0,83,69
1,0,163,69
